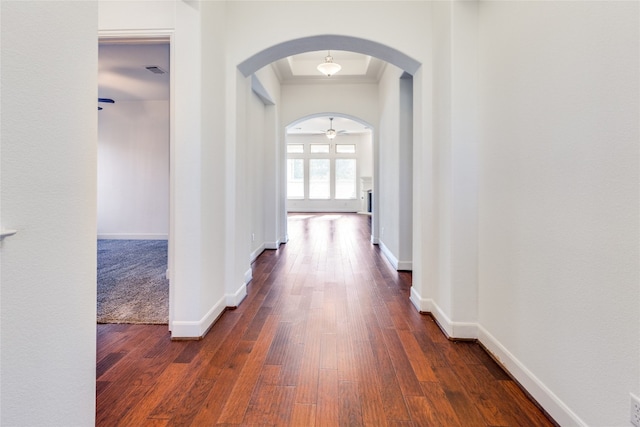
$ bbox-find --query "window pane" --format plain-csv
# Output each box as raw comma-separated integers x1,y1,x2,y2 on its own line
335,159,356,199
309,159,330,199
310,144,330,154
287,144,304,154
336,144,356,154
287,159,304,199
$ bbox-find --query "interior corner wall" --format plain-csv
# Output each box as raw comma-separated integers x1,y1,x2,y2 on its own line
254,66,283,249
199,0,229,322
1,1,98,425
98,100,170,239
378,66,403,265
248,90,267,259
424,0,479,335
423,0,452,316
478,1,639,425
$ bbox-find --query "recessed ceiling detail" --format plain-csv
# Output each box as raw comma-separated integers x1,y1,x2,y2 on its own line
273,50,385,84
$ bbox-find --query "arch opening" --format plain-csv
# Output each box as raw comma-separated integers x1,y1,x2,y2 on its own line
238,35,421,77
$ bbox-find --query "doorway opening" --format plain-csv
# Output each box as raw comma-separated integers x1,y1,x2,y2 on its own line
285,114,374,216
97,36,173,326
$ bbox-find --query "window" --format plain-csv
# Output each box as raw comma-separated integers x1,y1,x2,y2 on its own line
310,144,330,154
286,140,359,201
287,159,304,199
335,159,357,199
309,159,330,199
287,144,304,154
336,144,356,154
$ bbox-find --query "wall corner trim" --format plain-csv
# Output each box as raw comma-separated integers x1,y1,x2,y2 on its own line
265,240,280,250
379,240,399,269
227,281,248,308
250,244,266,264
409,287,477,340
171,296,226,339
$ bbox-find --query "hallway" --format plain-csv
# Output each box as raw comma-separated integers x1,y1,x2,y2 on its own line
96,213,554,426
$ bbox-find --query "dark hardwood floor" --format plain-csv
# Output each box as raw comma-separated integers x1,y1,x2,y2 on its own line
96,213,555,426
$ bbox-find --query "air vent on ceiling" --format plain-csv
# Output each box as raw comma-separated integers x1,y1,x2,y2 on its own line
145,66,166,74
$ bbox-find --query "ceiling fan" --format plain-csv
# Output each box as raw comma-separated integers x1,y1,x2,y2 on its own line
317,117,348,139
98,98,114,110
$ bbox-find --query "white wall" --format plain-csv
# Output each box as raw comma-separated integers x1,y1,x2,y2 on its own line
377,65,414,271
100,0,230,338
421,0,479,335
478,2,639,425
248,91,266,259
0,1,98,425
98,100,169,239
281,83,379,130
255,66,284,248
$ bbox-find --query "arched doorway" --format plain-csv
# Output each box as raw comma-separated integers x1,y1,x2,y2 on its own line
231,36,421,307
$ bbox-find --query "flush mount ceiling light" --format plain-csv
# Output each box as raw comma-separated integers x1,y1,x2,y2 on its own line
326,117,337,139
317,51,341,77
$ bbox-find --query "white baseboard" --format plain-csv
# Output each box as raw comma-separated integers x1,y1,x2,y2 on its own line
250,244,265,264
409,286,581,425
97,233,168,240
264,240,280,250
170,277,249,339
371,235,379,244
226,280,248,308
478,325,586,426
379,241,398,269
409,287,477,339
171,295,226,339
397,260,412,271
380,241,413,271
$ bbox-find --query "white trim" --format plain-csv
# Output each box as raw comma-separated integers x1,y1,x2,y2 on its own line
226,281,248,308
99,28,175,332
409,286,429,312
97,233,168,240
243,268,253,287
98,29,173,43
371,235,379,244
408,288,477,340
264,240,280,250
397,260,412,271
478,325,586,427
379,241,411,271
171,295,226,338
379,240,398,269
250,244,266,263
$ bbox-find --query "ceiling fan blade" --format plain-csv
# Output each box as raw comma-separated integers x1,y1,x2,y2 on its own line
98,98,115,104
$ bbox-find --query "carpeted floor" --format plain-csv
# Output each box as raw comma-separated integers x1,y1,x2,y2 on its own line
97,239,169,324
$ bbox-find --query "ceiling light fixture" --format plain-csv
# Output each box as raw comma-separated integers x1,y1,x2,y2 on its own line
326,117,337,139
317,51,341,77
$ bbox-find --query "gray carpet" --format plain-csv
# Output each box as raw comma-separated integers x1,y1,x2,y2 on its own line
97,239,169,324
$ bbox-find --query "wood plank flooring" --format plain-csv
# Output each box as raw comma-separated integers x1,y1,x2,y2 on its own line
96,213,555,426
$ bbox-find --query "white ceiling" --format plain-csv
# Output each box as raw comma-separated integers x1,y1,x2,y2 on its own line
98,45,376,134
271,49,386,84
98,42,169,102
